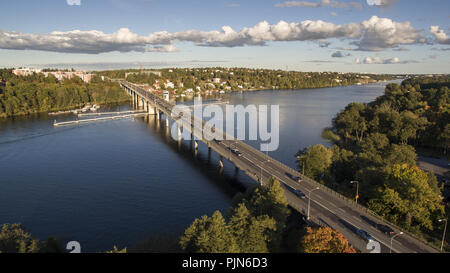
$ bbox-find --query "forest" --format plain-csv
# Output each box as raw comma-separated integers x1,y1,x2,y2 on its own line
297,76,449,245
0,69,130,118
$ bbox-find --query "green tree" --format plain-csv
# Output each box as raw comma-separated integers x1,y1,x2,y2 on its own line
228,203,276,253
179,211,239,253
297,144,333,181
0,224,40,253
368,164,444,230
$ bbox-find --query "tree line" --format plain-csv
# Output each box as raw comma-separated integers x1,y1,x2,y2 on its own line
0,69,130,118
96,67,394,93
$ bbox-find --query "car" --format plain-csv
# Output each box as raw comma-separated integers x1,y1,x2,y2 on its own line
213,138,222,144
231,148,242,157
356,229,375,242
286,172,302,183
376,224,395,236
293,189,306,199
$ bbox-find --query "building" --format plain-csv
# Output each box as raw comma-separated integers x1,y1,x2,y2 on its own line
13,68,93,83
164,81,175,89
43,71,94,83
12,68,42,76
213,78,221,84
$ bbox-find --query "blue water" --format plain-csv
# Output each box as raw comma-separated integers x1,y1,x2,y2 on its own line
0,81,396,252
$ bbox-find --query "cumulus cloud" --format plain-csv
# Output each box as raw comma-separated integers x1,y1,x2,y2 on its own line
0,16,430,54
0,28,176,54
430,26,450,45
67,0,81,6
357,56,417,64
276,0,362,9
354,16,426,51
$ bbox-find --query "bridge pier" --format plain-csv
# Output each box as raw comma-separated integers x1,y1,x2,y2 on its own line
194,140,198,150
219,156,224,169
177,124,182,141
156,109,160,120
165,116,169,127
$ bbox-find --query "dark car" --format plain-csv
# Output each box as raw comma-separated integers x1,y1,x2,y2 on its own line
213,138,222,144
356,229,375,242
293,189,306,199
286,172,302,183
376,224,395,236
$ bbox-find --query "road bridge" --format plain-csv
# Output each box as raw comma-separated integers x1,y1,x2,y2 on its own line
120,81,440,253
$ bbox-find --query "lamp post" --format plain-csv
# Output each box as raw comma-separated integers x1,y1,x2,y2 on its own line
390,232,403,253
307,187,320,221
350,181,359,204
439,218,448,252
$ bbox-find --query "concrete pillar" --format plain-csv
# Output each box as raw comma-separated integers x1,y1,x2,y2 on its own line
177,124,182,141
194,140,198,150
148,104,155,115
166,117,169,127
219,156,224,169
156,109,160,120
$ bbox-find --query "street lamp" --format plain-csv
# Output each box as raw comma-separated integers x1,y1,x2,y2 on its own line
439,218,448,252
307,187,320,221
350,181,359,204
390,232,403,253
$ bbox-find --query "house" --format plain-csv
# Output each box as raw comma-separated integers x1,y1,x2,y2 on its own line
165,81,175,89
213,78,221,84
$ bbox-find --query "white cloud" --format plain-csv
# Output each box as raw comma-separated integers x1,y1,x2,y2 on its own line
430,26,450,45
355,16,426,51
357,56,417,64
0,28,176,54
66,0,81,6
0,16,430,54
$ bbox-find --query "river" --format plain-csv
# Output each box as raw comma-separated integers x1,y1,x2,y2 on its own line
0,81,399,252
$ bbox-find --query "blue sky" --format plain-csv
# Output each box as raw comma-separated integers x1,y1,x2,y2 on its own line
0,0,449,73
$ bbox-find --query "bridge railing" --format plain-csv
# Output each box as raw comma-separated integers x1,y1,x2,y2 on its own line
121,81,440,252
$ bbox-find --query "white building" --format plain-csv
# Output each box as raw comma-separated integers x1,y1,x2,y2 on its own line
12,68,42,76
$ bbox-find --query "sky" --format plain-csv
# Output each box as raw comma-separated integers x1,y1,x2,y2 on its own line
0,0,449,73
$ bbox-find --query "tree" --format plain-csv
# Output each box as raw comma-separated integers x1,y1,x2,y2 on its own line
297,144,333,181
368,164,444,231
228,203,276,253
0,224,40,253
232,178,290,251
333,103,368,142
106,246,127,253
299,227,356,253
179,211,239,253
